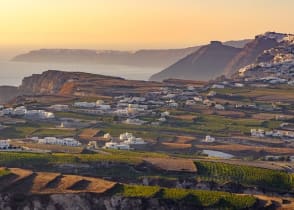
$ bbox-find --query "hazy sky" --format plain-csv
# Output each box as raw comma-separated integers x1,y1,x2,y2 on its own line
1,0,294,50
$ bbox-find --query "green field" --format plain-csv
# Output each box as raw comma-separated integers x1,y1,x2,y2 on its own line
195,161,294,192
114,184,256,210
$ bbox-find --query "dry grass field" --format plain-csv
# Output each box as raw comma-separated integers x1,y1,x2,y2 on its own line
171,114,197,121
160,142,193,150
175,135,197,144
144,157,197,172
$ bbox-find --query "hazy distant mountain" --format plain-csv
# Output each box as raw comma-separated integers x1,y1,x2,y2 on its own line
150,41,242,81
11,40,250,68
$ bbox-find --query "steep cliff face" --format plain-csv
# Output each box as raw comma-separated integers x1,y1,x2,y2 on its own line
19,70,164,97
0,193,267,210
224,34,280,76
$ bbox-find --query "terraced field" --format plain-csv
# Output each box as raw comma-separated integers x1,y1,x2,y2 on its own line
0,168,116,194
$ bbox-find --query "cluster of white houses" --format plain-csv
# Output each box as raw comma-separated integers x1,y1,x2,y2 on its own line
32,137,82,147
0,106,54,119
103,132,147,150
74,100,111,110
251,128,294,139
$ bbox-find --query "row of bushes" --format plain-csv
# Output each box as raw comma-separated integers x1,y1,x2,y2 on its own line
115,184,256,210
195,161,294,191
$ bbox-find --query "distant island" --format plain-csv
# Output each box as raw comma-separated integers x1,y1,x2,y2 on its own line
11,40,250,68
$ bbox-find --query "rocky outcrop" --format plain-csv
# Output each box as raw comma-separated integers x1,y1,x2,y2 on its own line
18,70,164,97
224,33,280,76
0,193,269,210
150,41,241,81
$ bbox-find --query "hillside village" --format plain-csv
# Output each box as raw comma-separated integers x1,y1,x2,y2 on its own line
0,32,294,210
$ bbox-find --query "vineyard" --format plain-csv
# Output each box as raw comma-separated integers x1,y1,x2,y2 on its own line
116,184,257,210
195,161,294,191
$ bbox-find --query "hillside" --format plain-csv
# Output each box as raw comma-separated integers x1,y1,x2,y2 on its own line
232,32,294,81
150,41,241,81
150,32,294,82
224,32,281,76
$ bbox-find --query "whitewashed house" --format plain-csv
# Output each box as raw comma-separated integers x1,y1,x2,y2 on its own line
251,129,265,137
215,104,225,110
103,133,112,140
96,100,105,105
123,118,146,125
74,102,96,108
207,91,217,97
119,132,134,141
203,135,215,143
212,84,225,89
13,106,27,116
49,104,69,111
26,110,55,119
123,136,146,145
193,96,203,102
161,111,170,117
103,142,130,150
0,140,10,149
38,137,81,147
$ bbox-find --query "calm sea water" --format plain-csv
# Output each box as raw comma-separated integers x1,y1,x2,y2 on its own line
0,61,160,86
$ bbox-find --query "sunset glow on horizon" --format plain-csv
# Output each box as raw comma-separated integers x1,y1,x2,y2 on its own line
1,0,294,50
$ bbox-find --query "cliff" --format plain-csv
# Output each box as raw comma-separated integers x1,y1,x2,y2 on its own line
18,70,164,97
224,34,280,76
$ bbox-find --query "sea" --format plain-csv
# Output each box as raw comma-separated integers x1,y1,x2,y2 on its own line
0,61,160,86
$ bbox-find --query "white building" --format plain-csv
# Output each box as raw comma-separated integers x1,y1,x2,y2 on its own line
103,142,130,150
161,111,170,117
203,135,215,143
233,83,244,87
26,110,55,119
185,100,196,106
123,118,146,125
212,84,225,89
49,104,69,111
96,100,105,105
2,108,13,115
123,136,146,145
38,137,81,147
193,96,203,102
158,117,167,122
207,91,217,97
103,133,112,140
215,104,225,110
74,102,96,108
13,106,27,116
96,104,111,110
0,140,10,149
119,132,134,141
251,129,265,137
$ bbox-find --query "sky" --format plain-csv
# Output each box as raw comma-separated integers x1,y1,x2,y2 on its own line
0,0,294,51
